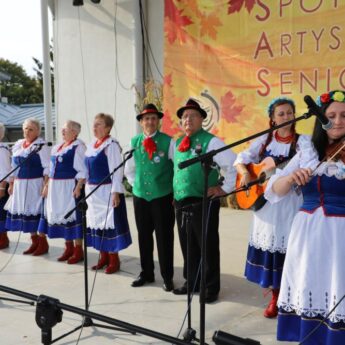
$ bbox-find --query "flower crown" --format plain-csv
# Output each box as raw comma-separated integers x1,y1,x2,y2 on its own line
267,97,295,117
316,90,345,107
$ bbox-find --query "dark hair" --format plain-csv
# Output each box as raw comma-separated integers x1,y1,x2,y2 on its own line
259,99,297,158
312,90,345,160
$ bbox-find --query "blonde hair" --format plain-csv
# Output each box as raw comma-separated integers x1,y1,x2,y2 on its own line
94,113,114,129
23,118,41,135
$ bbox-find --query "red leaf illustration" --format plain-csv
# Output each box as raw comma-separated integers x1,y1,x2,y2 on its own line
165,0,193,44
228,0,256,14
220,91,244,123
200,14,222,40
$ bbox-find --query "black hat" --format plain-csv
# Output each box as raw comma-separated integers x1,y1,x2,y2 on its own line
177,98,207,119
136,103,164,121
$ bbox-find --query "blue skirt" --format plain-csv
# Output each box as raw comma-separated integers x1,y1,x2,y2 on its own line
244,244,285,288
5,212,41,233
86,194,132,252
38,217,83,240
277,309,345,344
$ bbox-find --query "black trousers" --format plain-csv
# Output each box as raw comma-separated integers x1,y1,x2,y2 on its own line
133,193,175,281
175,197,221,295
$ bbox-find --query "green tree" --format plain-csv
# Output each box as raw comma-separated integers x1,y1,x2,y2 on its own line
32,43,54,102
0,58,43,105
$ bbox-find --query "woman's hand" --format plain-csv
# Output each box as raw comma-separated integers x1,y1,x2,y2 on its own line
41,184,48,198
112,192,120,208
8,182,14,196
239,172,251,187
287,168,312,186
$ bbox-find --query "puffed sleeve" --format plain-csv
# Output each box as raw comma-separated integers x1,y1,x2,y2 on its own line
39,144,51,176
208,137,237,194
105,141,125,193
233,135,267,165
74,143,88,180
265,142,319,203
0,147,11,181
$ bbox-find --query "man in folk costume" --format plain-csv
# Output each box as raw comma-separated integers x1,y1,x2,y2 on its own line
173,98,237,303
125,104,175,291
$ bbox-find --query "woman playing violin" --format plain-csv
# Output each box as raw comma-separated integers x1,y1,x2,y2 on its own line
266,90,345,344
234,97,311,318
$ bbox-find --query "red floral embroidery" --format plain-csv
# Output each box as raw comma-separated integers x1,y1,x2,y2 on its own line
178,136,191,152
320,93,331,104
142,137,157,160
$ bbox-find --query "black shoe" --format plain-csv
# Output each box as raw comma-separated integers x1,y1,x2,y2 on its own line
205,293,218,304
131,274,154,287
173,285,187,295
163,280,174,292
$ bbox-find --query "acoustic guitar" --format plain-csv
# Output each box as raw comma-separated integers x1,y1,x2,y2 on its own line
236,157,289,211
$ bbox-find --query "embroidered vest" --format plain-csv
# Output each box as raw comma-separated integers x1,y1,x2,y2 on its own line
50,145,78,179
85,149,111,185
301,175,345,216
174,129,218,201
14,153,44,179
131,132,173,201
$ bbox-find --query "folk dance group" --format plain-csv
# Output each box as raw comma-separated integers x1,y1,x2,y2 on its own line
0,90,344,344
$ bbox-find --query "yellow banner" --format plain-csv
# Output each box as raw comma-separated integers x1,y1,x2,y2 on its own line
162,0,345,151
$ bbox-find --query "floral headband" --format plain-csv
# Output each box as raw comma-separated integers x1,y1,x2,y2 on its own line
267,97,295,117
316,90,345,107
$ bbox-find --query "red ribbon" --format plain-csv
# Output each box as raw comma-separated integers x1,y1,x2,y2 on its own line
142,137,157,160
178,136,191,152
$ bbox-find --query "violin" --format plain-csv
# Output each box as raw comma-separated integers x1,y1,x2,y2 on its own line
325,137,345,163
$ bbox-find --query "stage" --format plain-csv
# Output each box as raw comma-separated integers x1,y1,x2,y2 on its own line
0,198,292,344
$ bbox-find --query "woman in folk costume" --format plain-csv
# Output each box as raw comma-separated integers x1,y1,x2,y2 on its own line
234,97,310,318
0,123,11,249
38,120,87,264
84,113,131,274
5,118,50,255
266,90,345,344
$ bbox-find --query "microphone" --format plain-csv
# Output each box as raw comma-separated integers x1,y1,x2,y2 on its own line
304,95,333,130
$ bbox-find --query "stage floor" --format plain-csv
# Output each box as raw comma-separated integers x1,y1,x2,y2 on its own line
0,197,293,345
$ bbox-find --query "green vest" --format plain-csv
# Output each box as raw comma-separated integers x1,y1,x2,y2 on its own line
131,131,173,201
174,129,219,201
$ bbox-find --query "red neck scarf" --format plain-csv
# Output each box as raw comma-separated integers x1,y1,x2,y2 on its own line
57,139,76,152
275,131,293,144
178,135,191,152
142,136,157,160
94,135,110,149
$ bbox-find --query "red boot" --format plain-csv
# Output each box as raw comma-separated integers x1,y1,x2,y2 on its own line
105,253,120,274
67,244,84,264
23,234,39,254
0,232,9,249
91,251,109,270
32,235,49,256
57,241,74,261
264,288,279,318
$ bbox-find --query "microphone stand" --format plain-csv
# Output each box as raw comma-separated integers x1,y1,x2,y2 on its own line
178,112,312,345
0,143,48,307
0,285,193,345
57,149,136,342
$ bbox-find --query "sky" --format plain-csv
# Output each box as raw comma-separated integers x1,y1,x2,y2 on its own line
0,0,52,76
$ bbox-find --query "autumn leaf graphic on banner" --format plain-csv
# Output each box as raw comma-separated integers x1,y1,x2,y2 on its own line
220,91,244,123
200,13,222,40
228,0,257,14
165,0,193,44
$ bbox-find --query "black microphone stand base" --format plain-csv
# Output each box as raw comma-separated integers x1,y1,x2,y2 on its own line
183,327,199,343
